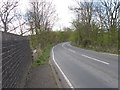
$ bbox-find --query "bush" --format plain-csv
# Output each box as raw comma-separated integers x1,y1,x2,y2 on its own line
82,39,91,47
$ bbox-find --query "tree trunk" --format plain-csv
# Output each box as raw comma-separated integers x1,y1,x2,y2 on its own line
4,22,7,32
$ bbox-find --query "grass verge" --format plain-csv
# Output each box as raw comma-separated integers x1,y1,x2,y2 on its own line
71,43,119,55
32,44,55,67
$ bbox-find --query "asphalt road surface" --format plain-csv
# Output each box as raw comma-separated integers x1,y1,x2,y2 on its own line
52,42,118,88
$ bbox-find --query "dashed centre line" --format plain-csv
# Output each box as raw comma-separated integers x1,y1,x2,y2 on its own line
62,43,110,65
81,54,110,65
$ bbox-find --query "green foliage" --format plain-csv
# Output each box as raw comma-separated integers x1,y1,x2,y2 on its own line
28,35,39,49
32,44,55,66
56,31,70,42
70,20,119,54
29,31,57,49
29,29,74,67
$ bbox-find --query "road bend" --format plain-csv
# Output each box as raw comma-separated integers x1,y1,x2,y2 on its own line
52,42,118,88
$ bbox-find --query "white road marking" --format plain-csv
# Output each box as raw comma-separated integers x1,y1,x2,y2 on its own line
62,43,66,47
67,43,119,57
52,47,74,88
68,49,76,53
62,43,76,53
81,54,110,65
102,53,118,56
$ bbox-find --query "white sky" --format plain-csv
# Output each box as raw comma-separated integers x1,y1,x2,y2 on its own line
0,0,78,34
1,0,99,32
18,0,77,31
52,0,76,31
18,0,107,31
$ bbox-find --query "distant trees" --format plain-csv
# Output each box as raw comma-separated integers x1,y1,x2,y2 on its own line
55,28,73,43
69,0,120,52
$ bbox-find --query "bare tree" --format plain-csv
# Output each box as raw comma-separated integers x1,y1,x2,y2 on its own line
69,0,95,44
26,0,57,35
0,0,18,32
96,0,120,30
70,0,94,25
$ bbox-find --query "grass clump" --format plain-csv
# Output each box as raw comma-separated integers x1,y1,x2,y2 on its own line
32,44,55,66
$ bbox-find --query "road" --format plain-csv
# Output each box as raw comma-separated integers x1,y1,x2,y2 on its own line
52,42,118,88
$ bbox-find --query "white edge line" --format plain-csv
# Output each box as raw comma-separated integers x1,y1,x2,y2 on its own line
102,53,118,56
68,43,118,57
62,43,76,53
52,47,74,88
81,54,110,65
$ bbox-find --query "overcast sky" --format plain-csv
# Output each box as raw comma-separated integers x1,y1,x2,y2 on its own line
52,0,76,30
18,0,77,31
0,0,114,35
0,0,100,32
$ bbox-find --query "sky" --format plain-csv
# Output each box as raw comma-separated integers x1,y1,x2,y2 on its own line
0,0,79,34
18,0,77,31
0,0,101,33
51,0,76,31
